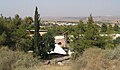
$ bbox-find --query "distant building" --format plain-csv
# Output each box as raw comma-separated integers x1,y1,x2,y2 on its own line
55,36,65,47
26,30,47,36
55,35,69,48
42,20,79,26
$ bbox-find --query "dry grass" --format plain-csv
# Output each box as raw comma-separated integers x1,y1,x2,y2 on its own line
0,46,41,70
40,65,71,70
13,65,71,70
72,47,120,70
0,46,120,70
0,46,71,70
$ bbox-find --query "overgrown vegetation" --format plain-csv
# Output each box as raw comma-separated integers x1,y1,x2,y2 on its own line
72,47,120,70
0,46,41,70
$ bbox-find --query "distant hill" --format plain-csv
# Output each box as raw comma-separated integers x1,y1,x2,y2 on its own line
41,16,120,23
41,17,86,22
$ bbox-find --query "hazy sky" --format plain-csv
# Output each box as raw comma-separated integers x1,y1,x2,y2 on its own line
0,0,120,18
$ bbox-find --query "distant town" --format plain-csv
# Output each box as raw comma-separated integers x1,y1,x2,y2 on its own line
41,16,120,26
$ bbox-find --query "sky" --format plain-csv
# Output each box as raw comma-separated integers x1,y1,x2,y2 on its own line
0,0,120,18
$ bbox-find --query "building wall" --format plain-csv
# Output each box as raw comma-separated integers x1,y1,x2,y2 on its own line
55,38,66,47
54,35,68,47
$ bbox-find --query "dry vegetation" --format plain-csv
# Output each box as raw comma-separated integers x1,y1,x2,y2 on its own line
72,47,120,70
39,65,71,70
0,46,71,70
0,46,41,70
0,46,120,70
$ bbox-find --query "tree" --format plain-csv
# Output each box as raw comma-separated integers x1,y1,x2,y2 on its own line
43,31,55,52
84,14,100,48
24,16,33,24
70,20,86,53
33,7,42,57
114,37,120,46
14,14,22,27
87,14,94,24
42,31,55,58
24,17,34,30
0,14,33,51
13,23,32,51
0,32,7,45
101,23,107,33
71,14,107,54
78,20,85,35
114,24,119,32
107,24,114,34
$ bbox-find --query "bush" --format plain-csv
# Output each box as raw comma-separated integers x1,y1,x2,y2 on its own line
72,47,120,70
108,46,120,60
0,46,41,70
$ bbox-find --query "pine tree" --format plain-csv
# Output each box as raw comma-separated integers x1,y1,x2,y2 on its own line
70,20,85,53
84,14,103,48
33,7,42,57
87,14,94,24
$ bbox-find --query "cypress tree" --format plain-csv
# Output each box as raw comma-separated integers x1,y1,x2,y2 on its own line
84,14,102,48
33,7,41,57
